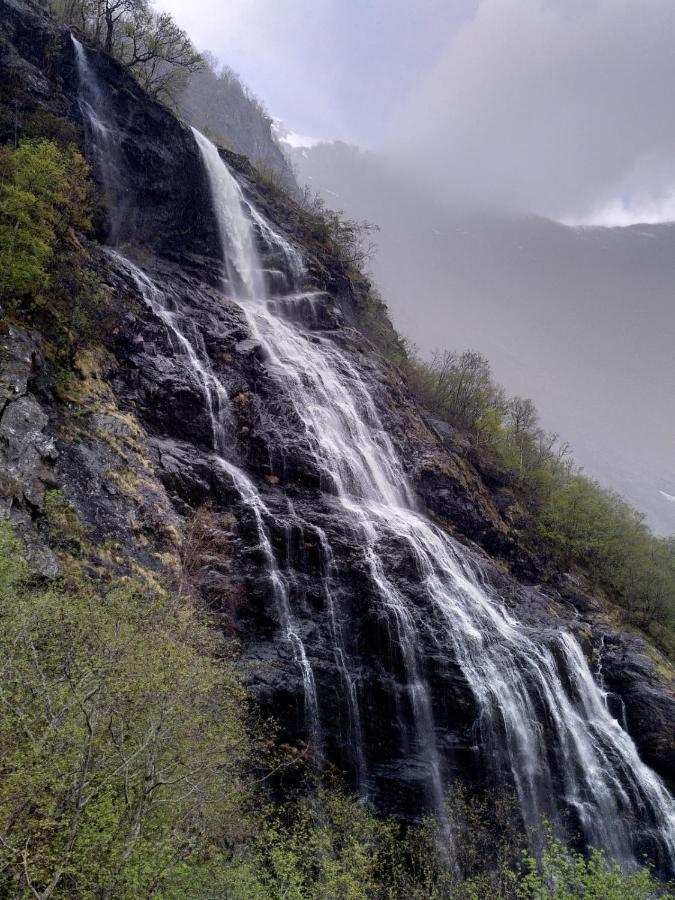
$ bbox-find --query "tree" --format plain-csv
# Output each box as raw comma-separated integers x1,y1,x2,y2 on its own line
517,831,665,900
120,8,203,103
50,0,201,107
0,140,91,307
50,0,143,51
101,0,140,53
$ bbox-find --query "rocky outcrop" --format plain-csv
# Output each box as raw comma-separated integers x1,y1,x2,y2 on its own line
1,0,220,258
0,326,58,575
601,634,675,792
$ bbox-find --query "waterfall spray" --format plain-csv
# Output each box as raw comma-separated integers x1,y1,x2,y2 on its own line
71,35,126,244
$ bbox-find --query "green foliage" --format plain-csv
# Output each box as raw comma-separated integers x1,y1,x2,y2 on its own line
246,790,401,900
516,832,671,899
0,523,254,898
539,478,675,640
399,343,675,650
0,139,92,309
229,786,671,900
0,137,111,367
13,110,80,148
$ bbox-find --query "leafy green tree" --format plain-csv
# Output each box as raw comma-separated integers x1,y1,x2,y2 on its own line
0,140,91,308
121,8,203,104
238,789,401,900
50,0,201,109
516,832,670,900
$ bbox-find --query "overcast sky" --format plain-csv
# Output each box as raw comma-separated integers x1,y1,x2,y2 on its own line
157,0,477,145
158,0,675,223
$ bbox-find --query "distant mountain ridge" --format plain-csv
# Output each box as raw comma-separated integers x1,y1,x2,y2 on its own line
179,59,298,194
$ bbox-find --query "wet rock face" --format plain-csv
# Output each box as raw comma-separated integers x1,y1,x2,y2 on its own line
0,327,58,575
65,45,221,259
600,634,675,793
0,0,221,260
98,246,675,822
0,0,66,142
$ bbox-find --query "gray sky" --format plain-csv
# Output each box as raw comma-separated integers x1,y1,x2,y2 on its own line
156,0,477,146
390,0,675,224
158,0,675,224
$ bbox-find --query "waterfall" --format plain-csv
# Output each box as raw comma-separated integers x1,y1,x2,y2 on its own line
109,252,323,750
190,131,675,871
71,35,126,244
74,55,675,864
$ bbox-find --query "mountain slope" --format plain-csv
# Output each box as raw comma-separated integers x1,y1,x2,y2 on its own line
1,0,674,885
178,58,298,193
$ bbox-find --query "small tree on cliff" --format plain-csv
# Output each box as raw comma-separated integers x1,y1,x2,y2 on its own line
50,0,202,107
120,7,203,104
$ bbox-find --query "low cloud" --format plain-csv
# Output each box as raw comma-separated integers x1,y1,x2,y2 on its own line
388,0,675,224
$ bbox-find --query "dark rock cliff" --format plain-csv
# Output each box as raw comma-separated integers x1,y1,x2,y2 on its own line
1,0,674,836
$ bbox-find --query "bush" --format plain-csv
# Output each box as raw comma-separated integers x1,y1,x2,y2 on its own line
399,342,674,650
250,790,400,900
0,139,92,310
517,832,671,900
0,523,255,898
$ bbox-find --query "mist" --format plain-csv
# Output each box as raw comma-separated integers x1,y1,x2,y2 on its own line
158,0,675,226
286,140,675,534
389,0,675,224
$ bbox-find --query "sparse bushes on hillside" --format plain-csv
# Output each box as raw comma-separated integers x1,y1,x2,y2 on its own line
300,185,380,269
402,345,675,649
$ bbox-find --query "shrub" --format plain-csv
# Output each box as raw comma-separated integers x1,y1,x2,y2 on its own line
0,139,92,309
0,523,255,898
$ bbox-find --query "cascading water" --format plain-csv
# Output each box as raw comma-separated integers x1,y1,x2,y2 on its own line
69,44,675,868
71,36,126,243
111,254,323,752
190,131,675,872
